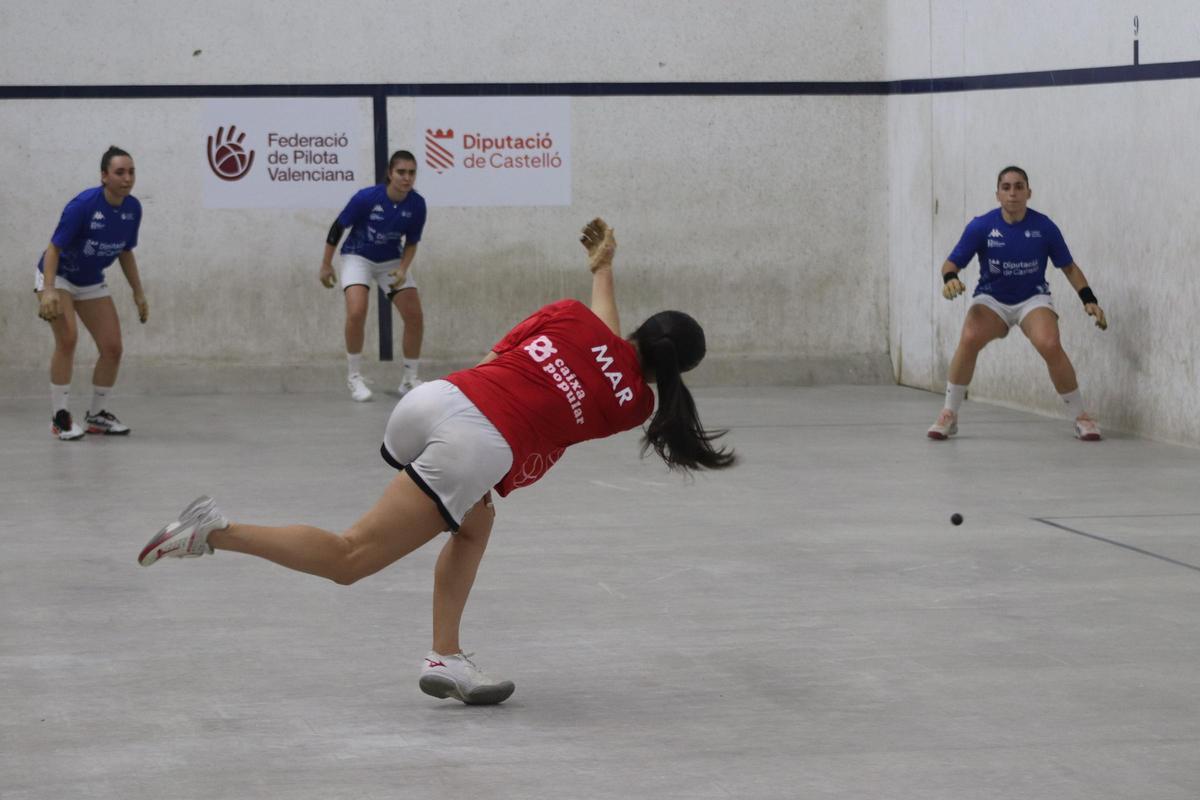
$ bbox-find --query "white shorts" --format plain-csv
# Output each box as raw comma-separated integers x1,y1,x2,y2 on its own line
380,380,512,532
970,292,1056,328
34,269,111,301
340,253,416,296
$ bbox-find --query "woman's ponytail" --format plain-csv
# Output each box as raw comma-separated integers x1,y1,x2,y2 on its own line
632,311,735,472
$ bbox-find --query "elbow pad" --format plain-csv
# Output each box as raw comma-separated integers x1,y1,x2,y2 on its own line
326,221,345,246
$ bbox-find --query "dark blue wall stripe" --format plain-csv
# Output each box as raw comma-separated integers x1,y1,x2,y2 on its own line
2,59,1199,99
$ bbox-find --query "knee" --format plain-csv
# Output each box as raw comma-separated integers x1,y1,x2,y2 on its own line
345,308,368,327
401,306,424,328
328,557,368,586
56,330,78,354
330,570,361,587
97,339,123,362
959,329,991,353
1031,334,1063,359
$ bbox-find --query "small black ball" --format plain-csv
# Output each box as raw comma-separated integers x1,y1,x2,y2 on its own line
950,513,963,526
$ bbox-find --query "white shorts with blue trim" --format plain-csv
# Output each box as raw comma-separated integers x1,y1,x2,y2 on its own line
35,269,111,301
970,292,1056,328
380,380,512,532
340,253,416,296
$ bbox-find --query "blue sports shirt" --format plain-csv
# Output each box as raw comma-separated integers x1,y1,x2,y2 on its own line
336,185,426,263
947,207,1074,304
38,187,142,287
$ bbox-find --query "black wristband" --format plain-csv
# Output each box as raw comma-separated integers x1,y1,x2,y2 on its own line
326,220,345,247
943,271,960,284
1078,287,1098,306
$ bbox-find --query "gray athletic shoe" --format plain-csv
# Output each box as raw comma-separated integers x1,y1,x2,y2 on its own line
419,651,515,705
138,495,230,566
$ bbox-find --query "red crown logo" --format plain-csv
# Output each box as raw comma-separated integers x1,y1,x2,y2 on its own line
425,128,455,174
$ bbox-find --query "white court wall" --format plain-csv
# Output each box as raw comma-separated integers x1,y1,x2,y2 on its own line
0,1,891,395
887,0,1200,445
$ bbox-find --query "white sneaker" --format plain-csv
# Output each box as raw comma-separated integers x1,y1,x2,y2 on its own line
927,408,958,440
347,373,373,402
138,495,230,566
397,376,424,396
419,651,515,705
1074,413,1102,441
85,409,130,435
51,409,85,441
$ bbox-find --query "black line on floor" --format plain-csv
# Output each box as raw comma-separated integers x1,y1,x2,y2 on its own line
1033,518,1200,574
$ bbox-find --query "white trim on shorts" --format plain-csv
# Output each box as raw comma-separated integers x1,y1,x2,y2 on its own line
970,292,1056,328
339,253,416,295
379,380,512,532
34,269,111,301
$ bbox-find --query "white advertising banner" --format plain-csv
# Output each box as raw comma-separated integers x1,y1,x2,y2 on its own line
416,97,571,207
202,98,367,209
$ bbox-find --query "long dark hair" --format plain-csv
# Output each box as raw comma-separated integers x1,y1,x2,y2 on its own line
631,311,736,472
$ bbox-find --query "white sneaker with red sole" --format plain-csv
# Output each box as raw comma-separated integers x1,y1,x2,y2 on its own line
1074,413,1102,441
927,409,958,440
139,495,229,566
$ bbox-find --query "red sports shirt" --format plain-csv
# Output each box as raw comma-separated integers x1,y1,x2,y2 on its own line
445,299,655,496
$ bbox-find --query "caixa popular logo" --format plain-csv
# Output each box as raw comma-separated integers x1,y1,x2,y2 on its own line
425,128,454,174
207,125,256,181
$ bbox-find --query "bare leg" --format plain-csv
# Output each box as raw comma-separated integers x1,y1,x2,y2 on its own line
432,494,494,654
1019,307,1079,394
45,292,79,386
947,304,1009,386
75,296,124,388
208,473,448,585
344,284,370,355
392,288,424,361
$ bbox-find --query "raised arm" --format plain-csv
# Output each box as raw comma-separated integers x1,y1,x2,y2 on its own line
580,218,619,335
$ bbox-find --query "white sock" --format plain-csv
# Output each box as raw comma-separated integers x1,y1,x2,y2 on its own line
51,383,70,414
90,385,112,416
403,359,420,381
347,352,363,377
944,383,968,413
1060,388,1085,418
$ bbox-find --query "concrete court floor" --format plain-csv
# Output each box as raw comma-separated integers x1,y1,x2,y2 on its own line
1,385,1199,800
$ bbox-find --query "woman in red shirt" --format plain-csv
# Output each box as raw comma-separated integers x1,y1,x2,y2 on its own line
139,219,735,705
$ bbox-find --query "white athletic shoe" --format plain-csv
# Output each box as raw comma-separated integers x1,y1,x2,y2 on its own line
347,373,373,402
138,495,230,566
419,651,515,705
85,409,131,435
51,409,85,441
1074,413,1102,441
397,376,424,396
927,408,958,440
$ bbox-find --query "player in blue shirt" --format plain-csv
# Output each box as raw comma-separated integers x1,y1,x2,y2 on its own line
928,166,1107,441
318,150,428,402
36,146,149,440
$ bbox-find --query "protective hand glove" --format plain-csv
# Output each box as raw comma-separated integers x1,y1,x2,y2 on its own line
38,288,62,322
942,275,965,300
319,263,336,289
581,218,616,273
1085,303,1107,330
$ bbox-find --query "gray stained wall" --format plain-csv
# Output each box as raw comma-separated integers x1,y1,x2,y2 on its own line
3,1,1198,445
